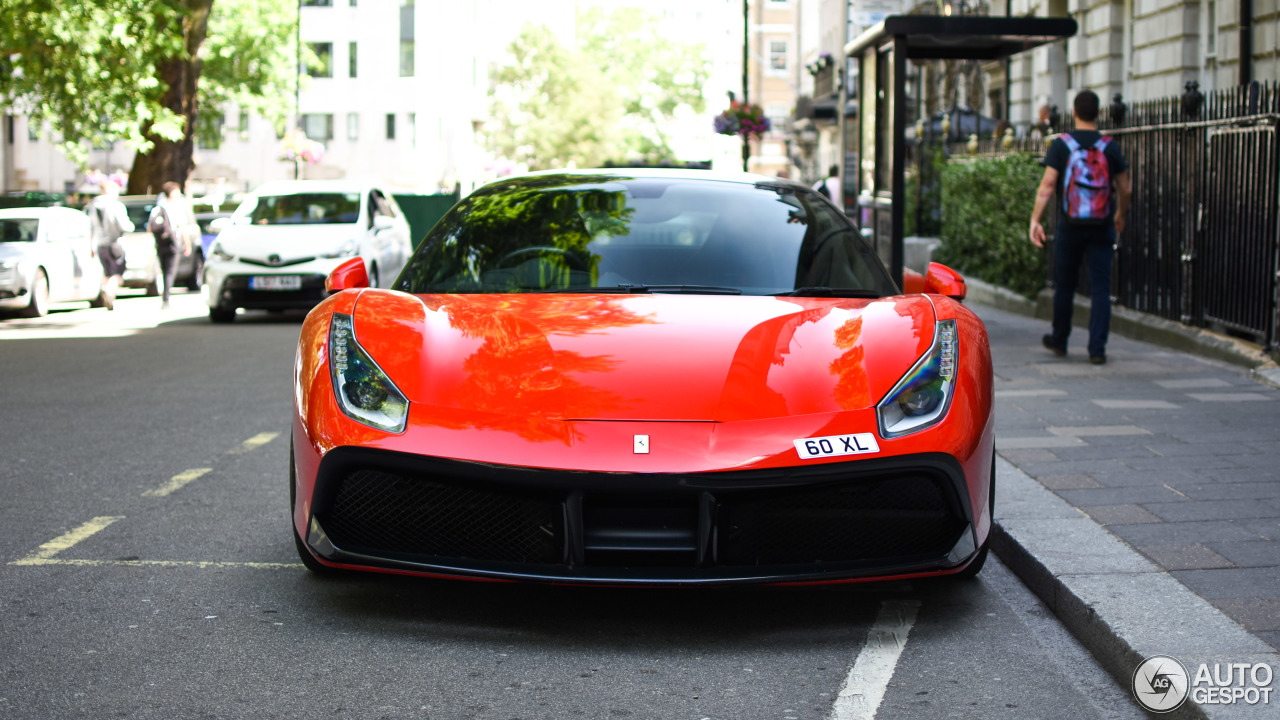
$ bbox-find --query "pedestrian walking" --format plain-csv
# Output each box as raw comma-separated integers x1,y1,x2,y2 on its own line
85,179,134,310
1029,90,1132,364
813,164,840,201
147,182,195,309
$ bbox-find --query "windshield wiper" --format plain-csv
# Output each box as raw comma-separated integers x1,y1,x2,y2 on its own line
530,284,743,295
771,287,882,298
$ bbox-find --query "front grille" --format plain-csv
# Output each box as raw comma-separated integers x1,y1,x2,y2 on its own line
322,469,563,564
717,473,965,566
221,274,327,308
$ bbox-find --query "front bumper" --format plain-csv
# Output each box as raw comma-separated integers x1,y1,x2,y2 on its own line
299,447,980,585
205,258,344,310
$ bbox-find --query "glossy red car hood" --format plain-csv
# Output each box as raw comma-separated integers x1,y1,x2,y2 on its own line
352,292,936,423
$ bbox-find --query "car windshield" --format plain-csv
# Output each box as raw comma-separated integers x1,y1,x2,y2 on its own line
243,192,360,225
395,174,897,297
123,202,156,229
0,218,39,243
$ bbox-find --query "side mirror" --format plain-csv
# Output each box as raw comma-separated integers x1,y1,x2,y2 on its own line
208,217,230,234
326,257,369,292
372,215,395,231
924,262,967,301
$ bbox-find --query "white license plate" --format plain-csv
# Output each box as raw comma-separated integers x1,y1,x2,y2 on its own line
249,275,301,291
793,433,880,460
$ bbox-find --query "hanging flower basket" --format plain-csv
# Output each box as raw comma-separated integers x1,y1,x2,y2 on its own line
277,130,325,165
713,102,771,139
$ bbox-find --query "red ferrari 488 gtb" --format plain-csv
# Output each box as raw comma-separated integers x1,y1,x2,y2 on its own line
291,169,994,585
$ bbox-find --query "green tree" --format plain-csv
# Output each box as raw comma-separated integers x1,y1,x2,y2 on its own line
0,0,295,193
486,9,708,170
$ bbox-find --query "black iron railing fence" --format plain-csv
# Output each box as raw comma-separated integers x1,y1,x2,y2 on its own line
928,82,1280,349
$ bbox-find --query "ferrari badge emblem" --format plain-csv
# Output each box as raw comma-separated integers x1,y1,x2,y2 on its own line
634,435,650,454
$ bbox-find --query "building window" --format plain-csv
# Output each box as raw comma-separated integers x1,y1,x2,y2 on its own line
301,113,334,142
27,118,40,142
408,112,416,148
769,40,788,72
301,0,331,5
400,1,415,77
347,113,359,141
238,109,250,141
307,42,333,78
1205,0,1217,55
349,41,357,78
386,113,396,140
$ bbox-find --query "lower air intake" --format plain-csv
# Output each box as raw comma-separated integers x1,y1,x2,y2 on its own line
322,470,563,564
717,473,966,567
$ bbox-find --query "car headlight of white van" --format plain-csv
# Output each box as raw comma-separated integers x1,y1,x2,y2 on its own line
210,242,234,262
322,239,359,259
329,313,409,433
877,319,957,438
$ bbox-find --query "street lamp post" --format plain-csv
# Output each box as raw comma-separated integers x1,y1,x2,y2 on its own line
742,0,750,172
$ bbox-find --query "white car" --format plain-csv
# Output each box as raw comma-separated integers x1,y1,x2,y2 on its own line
0,207,104,317
202,180,413,323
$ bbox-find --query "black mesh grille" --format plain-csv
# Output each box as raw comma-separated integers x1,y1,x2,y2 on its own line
717,473,965,566
322,470,563,564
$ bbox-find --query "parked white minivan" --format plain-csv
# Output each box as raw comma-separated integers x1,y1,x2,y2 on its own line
202,180,413,323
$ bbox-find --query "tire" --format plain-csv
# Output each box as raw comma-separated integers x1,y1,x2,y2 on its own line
20,269,49,318
290,440,334,574
185,252,203,291
209,304,236,323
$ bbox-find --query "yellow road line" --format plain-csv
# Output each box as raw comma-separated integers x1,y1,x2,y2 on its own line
143,468,212,497
12,516,123,565
229,431,279,454
11,558,301,569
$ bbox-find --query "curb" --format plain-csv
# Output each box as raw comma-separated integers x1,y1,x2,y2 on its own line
963,277,1280,382
991,455,1280,719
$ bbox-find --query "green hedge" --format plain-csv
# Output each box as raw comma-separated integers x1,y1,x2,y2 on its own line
933,153,1047,298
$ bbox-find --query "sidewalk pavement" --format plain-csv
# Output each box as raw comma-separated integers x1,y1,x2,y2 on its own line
971,284,1280,718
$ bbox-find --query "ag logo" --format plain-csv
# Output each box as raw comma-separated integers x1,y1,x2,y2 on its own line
1133,655,1190,712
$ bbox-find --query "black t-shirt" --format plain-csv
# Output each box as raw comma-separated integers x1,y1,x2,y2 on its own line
1043,130,1129,238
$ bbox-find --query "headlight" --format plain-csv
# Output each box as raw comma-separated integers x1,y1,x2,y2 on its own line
211,243,234,262
877,319,957,438
322,240,359,259
329,312,409,433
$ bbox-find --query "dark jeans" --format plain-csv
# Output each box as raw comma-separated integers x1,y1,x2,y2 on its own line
157,248,180,303
1050,227,1115,358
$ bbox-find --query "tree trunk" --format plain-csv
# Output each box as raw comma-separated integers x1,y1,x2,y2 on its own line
127,0,213,195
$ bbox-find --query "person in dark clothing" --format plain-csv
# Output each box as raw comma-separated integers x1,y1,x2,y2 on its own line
1029,90,1132,365
147,182,193,309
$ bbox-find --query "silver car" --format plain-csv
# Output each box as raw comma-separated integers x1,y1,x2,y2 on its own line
0,207,104,317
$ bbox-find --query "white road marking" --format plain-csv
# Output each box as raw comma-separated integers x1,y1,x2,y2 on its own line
830,600,920,720
11,516,123,565
142,468,211,497
229,431,279,454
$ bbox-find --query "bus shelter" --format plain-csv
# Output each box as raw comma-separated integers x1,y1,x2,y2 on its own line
842,15,1077,282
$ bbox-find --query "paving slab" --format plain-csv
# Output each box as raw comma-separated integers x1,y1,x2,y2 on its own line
973,294,1280,718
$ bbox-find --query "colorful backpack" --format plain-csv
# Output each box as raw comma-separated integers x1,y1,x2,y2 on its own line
1061,134,1113,224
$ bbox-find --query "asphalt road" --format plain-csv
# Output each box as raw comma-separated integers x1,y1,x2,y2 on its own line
1,291,1148,720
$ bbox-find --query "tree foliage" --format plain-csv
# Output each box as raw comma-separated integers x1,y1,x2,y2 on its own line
932,153,1048,298
486,9,709,170
0,0,295,191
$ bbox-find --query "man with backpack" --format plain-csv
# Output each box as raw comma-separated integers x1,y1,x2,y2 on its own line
1029,89,1132,365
